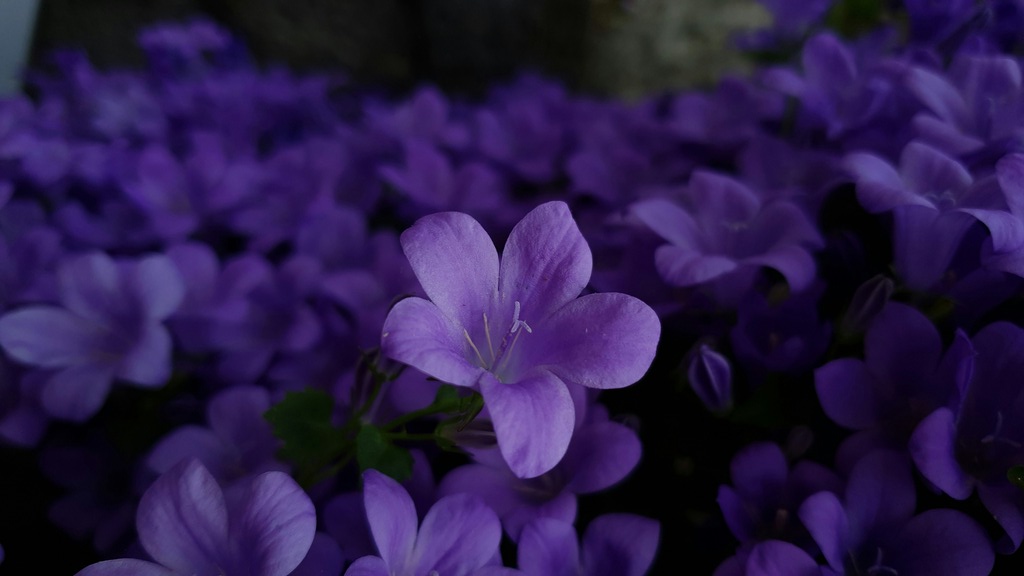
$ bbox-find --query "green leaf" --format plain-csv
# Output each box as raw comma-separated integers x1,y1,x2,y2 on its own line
264,389,348,478
356,425,413,481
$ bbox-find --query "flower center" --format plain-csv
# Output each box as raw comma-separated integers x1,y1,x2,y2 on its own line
463,300,532,380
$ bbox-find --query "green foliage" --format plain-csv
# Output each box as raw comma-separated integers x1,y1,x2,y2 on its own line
264,389,348,482
357,425,414,481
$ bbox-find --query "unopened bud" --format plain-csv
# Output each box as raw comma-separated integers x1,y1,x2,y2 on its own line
687,345,733,413
841,274,894,335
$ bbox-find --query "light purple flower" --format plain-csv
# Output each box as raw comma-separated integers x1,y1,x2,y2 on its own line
0,252,184,421
381,201,660,478
344,469,518,576
631,171,822,302
75,459,318,576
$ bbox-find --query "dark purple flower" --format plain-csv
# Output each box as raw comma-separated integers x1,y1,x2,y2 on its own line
631,171,822,303
344,469,517,576
75,459,318,576
381,201,660,478
146,386,286,491
909,321,1024,552
730,285,831,375
517,514,659,576
0,252,184,421
815,302,973,470
437,403,641,541
798,450,994,575
717,442,842,549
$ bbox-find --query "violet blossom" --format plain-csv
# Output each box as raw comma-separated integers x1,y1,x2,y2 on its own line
516,514,659,576
0,251,184,421
74,458,324,576
381,201,659,478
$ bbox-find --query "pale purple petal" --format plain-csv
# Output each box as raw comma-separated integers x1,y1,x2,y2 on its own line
381,297,486,387
400,211,498,331
518,518,580,576
413,494,502,575
131,254,185,320
906,67,970,128
137,459,228,575
58,252,122,324
908,408,973,500
41,363,116,422
75,559,177,576
845,152,918,212
630,198,700,249
524,293,660,390
0,307,108,368
480,372,575,478
581,513,659,576
362,469,417,573
233,471,316,576
115,324,172,386
499,201,592,322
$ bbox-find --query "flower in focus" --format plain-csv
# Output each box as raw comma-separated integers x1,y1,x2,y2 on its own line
381,201,660,478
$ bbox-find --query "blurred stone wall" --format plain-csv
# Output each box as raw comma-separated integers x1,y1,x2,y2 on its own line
30,0,768,97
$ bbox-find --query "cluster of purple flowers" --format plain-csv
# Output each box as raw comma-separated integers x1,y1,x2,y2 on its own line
2,0,1024,573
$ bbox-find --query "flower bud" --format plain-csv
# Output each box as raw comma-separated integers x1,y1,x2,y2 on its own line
687,344,733,413
840,274,894,335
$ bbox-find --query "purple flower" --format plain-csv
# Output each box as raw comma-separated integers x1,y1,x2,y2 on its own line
815,302,973,469
146,385,286,490
0,252,184,421
909,321,1024,552
381,201,660,478
344,469,518,576
845,140,1024,288
75,459,319,576
437,403,641,541
798,450,994,575
631,171,822,302
517,514,659,576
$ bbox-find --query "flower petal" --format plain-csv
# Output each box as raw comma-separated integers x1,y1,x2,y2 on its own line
116,324,172,387
582,513,660,576
75,559,177,576
480,372,575,478
131,254,185,320
499,201,592,322
797,491,848,572
908,408,973,500
655,245,738,287
814,358,881,429
233,471,317,576
343,556,390,576
381,297,486,387
137,459,229,575
58,252,122,324
41,363,116,422
524,293,660,390
400,211,498,331
889,509,994,574
413,493,502,575
746,540,821,576
362,469,418,573
977,482,1024,553
518,518,580,576
0,307,107,368
563,420,641,494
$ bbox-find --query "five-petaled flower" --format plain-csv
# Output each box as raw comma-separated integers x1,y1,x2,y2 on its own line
381,201,660,478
